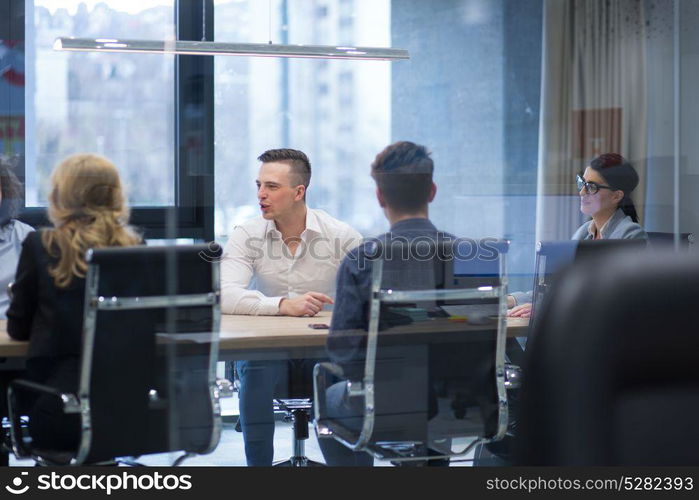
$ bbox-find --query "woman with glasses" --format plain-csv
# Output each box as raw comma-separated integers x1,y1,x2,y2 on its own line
508,153,647,318
571,153,647,241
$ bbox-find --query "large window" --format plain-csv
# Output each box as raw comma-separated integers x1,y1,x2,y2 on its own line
214,0,390,240
4,0,697,250
26,0,176,207
213,0,543,288
4,0,213,239
391,0,543,289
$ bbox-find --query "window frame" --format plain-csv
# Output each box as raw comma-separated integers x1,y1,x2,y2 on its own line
9,0,215,241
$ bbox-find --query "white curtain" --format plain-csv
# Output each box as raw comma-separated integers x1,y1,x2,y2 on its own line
536,0,648,242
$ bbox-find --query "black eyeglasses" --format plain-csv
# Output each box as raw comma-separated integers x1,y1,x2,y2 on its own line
576,175,615,195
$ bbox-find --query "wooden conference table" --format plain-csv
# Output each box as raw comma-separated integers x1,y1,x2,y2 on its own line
0,313,530,363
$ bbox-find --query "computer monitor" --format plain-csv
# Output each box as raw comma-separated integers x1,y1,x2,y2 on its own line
447,239,509,289
439,239,509,323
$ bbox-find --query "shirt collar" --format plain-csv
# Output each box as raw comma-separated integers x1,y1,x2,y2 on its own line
587,209,625,239
264,208,320,238
389,217,437,233
264,219,280,239
304,208,322,234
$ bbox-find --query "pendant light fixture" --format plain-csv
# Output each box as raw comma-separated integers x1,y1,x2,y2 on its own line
53,37,409,61
54,1,408,61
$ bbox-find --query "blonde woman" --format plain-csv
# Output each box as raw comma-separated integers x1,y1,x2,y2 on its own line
7,154,140,450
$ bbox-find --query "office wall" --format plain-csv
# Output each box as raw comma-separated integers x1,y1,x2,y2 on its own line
391,0,543,288
678,0,699,241
644,0,699,243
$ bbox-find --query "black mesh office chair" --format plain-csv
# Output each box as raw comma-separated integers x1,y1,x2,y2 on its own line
7,245,231,466
315,239,514,464
516,250,699,465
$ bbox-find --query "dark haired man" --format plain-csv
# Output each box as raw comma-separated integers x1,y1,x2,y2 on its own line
319,141,451,466
221,148,361,466
0,157,33,318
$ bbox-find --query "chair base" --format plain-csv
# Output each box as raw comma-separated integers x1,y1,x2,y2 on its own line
272,403,325,467
273,457,325,467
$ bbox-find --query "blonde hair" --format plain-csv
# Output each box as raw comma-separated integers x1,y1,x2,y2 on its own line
42,154,140,288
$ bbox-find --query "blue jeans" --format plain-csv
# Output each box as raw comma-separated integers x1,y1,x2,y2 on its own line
236,359,288,466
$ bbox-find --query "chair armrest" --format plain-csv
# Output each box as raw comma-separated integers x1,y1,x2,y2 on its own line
6,379,79,460
313,362,373,451
9,379,81,414
504,364,522,390
313,362,345,428
315,361,345,379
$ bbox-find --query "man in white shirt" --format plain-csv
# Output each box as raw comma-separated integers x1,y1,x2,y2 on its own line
221,148,362,466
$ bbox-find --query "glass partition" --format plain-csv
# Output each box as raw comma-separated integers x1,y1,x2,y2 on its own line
2,0,697,466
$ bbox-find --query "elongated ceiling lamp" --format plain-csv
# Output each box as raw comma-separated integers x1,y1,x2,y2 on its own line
52,37,409,61
54,0,408,61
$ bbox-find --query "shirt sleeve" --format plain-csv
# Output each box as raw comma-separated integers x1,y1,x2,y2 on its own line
220,227,284,315
510,290,533,306
6,234,39,341
326,252,369,380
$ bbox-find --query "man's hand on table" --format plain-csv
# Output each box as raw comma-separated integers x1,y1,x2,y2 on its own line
279,292,334,317
507,302,532,318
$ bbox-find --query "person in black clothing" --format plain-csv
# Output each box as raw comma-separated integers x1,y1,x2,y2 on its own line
319,141,461,466
6,153,141,451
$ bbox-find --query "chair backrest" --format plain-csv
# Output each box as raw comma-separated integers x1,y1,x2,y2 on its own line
517,251,699,465
575,238,648,261
358,238,510,461
77,244,221,464
646,231,694,250
530,239,646,319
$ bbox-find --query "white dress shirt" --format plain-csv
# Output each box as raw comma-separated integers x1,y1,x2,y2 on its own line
221,208,363,315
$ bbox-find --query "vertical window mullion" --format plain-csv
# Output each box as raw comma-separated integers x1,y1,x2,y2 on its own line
175,0,215,241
